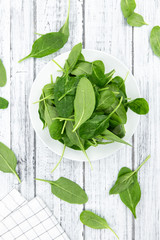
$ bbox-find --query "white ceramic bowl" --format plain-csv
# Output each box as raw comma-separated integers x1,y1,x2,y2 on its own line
29,50,140,161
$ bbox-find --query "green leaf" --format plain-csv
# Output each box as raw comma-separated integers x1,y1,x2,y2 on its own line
44,104,57,127
36,177,88,204
54,76,75,117
73,77,95,132
101,129,131,146
66,121,93,169
121,0,136,18
19,0,70,62
120,179,141,218
79,115,109,139
127,13,148,27
0,142,21,183
96,90,115,111
0,97,9,109
43,83,54,100
89,63,106,87
150,26,160,57
104,69,115,85
49,120,63,140
92,60,105,73
111,124,126,138
38,94,46,128
109,168,136,195
71,62,92,76
0,59,7,87
80,211,119,239
65,43,82,73
127,98,149,115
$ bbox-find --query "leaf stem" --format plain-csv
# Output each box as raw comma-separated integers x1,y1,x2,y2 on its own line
52,60,66,73
52,117,74,122
119,71,129,88
98,87,109,92
108,227,119,239
61,121,67,134
134,155,151,174
14,172,21,183
33,95,52,104
51,145,66,173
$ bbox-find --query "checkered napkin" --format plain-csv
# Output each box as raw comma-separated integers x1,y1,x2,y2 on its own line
0,189,70,240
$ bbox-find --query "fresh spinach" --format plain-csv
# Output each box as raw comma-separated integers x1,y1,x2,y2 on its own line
0,59,7,87
79,115,109,139
73,77,95,132
119,167,141,218
19,0,70,62
0,97,9,109
71,61,92,76
121,0,136,18
0,142,21,183
127,98,149,115
127,13,148,27
150,26,160,57
100,129,131,146
36,177,88,204
49,120,63,140
96,90,115,111
80,211,119,239
109,155,150,195
65,43,82,73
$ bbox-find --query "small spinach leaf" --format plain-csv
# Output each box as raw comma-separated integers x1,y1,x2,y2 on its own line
101,129,131,146
73,77,95,131
127,13,148,27
111,124,126,138
0,142,21,183
0,59,7,87
80,211,119,239
150,26,160,57
89,63,106,87
36,177,88,204
65,43,82,73
38,94,46,128
121,0,136,18
96,90,115,111
79,115,109,139
127,98,149,115
71,62,92,76
19,0,70,62
49,120,63,140
0,97,9,109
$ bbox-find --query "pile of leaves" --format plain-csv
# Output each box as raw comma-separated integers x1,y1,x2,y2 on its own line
37,43,149,169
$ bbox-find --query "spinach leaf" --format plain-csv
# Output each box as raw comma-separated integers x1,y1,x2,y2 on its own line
127,98,149,115
65,43,82,73
66,121,93,169
127,13,148,27
96,90,115,111
54,76,74,117
105,99,127,124
121,0,136,18
0,97,9,109
49,120,63,140
89,63,106,87
119,167,141,218
0,59,7,87
150,26,160,57
104,69,115,85
80,211,119,239
36,177,88,204
44,104,57,127
92,60,105,73
73,77,95,132
111,124,126,138
0,142,21,183
38,94,46,128
19,0,70,62
101,129,131,146
43,83,54,100
109,155,150,195
71,62,92,76
79,115,109,139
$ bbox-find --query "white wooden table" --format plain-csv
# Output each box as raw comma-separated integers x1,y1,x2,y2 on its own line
0,0,160,239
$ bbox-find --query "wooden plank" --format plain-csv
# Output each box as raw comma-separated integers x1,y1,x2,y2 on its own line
0,0,11,196
84,0,133,239
9,0,35,200
133,0,160,239
35,0,84,239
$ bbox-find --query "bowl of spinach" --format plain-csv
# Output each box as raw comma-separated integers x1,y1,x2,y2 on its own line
29,43,149,167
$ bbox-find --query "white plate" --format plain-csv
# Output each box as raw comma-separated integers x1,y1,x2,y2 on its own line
29,50,140,162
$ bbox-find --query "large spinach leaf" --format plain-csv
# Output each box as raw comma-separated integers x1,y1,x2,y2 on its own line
0,59,7,87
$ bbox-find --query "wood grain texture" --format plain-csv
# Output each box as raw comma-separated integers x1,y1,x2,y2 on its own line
0,0,160,239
